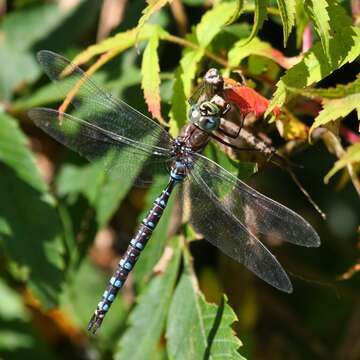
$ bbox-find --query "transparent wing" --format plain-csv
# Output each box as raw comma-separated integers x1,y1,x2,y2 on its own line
36,50,172,152
185,153,320,292
29,108,172,186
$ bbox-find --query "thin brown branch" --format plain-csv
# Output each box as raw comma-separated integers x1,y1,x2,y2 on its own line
170,0,188,36
164,34,230,68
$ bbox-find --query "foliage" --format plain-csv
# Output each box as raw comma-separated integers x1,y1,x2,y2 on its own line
0,0,359,359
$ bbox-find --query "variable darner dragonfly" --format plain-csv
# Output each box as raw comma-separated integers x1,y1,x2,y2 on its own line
29,51,320,333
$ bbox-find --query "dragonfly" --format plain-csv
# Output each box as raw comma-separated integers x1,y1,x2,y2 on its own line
192,68,326,219
29,51,320,333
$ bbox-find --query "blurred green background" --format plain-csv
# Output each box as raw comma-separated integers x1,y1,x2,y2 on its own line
0,0,359,359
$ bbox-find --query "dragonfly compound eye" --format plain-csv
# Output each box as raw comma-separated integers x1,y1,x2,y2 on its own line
198,116,220,132
188,105,202,124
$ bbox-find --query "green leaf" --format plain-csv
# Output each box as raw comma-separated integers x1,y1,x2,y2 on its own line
72,24,169,66
287,74,360,99
56,153,145,228
309,93,360,136
295,0,309,49
0,2,87,100
60,258,127,346
136,0,172,37
196,1,240,48
276,0,296,46
304,0,332,61
166,268,245,360
0,113,47,193
240,0,268,46
266,24,360,116
324,143,360,183
225,0,245,25
115,237,181,360
0,165,65,307
169,48,204,137
141,34,163,122
0,279,29,321
133,175,176,289
228,37,301,69
169,68,188,138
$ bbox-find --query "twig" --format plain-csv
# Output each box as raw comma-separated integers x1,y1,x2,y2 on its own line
163,34,230,68
170,0,188,36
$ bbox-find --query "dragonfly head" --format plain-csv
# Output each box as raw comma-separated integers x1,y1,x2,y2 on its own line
188,101,221,133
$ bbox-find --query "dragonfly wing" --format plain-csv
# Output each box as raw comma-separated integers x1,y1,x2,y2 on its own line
36,50,172,150
185,174,292,293
191,153,320,247
29,108,172,186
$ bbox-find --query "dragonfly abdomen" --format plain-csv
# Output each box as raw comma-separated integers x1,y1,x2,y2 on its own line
88,175,182,333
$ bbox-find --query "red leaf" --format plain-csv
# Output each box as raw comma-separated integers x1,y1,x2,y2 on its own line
224,78,281,118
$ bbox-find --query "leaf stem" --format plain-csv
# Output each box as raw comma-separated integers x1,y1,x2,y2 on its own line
163,34,230,68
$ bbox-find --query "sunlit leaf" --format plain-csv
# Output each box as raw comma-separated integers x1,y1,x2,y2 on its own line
266,24,360,116
141,34,163,122
324,143,360,183
228,37,301,69
196,1,239,47
72,24,169,66
169,48,204,137
136,0,172,37
276,113,308,140
115,237,181,360
276,0,296,46
287,74,360,99
225,0,245,25
309,94,360,136
295,0,309,48
240,0,268,46
304,0,332,62
166,267,245,360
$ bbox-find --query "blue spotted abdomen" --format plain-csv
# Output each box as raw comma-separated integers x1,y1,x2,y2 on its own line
88,170,185,333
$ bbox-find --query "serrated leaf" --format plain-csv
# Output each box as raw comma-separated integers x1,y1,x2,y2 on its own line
0,165,65,307
136,0,172,38
225,0,245,25
169,48,204,137
0,113,47,193
228,37,301,69
287,74,360,99
169,68,187,138
324,143,360,183
309,93,360,136
141,34,163,122
276,0,296,46
240,0,268,46
196,1,240,47
72,24,169,66
295,0,309,49
115,237,181,360
266,25,360,116
166,268,245,360
304,0,331,61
